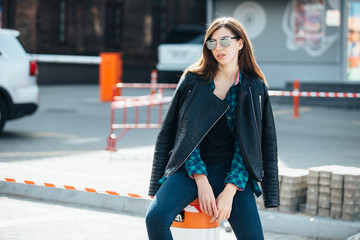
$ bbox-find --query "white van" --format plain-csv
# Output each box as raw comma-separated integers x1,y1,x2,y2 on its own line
0,29,39,133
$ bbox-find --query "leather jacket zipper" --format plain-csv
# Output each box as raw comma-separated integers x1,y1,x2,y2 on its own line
169,104,229,177
249,87,263,159
259,95,262,120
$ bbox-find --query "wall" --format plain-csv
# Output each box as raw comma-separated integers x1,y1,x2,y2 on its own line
14,0,38,51
215,0,344,88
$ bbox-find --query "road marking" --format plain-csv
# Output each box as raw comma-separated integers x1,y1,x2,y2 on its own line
351,120,360,126
273,107,312,116
0,151,96,157
33,132,78,139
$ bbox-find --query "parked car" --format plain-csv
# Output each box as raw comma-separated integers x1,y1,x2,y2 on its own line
156,25,204,83
0,29,39,133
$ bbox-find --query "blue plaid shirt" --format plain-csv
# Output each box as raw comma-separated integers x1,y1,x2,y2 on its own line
160,72,262,197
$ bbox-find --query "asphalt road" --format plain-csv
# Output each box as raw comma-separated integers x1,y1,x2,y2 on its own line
0,84,359,170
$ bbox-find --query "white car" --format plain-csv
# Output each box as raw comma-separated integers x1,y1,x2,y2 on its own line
0,29,39,133
156,25,204,83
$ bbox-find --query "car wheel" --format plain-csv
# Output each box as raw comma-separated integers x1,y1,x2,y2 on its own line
0,98,7,133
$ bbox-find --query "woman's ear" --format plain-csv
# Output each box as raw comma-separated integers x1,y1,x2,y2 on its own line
239,39,244,51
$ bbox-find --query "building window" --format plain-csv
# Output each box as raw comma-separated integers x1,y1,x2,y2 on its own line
152,0,168,47
105,0,124,48
58,0,67,44
1,0,15,29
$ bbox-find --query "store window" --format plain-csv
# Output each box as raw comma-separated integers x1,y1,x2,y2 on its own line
58,0,67,44
293,0,325,47
105,0,123,48
347,1,360,81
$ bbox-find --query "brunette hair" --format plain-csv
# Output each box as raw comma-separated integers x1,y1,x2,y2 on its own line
185,17,267,85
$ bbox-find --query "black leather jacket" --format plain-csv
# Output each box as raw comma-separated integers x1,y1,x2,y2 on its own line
148,72,279,208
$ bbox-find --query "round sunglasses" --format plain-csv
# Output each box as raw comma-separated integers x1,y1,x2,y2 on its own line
205,36,241,50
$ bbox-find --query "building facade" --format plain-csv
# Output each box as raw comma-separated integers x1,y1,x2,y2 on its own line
1,0,359,87
0,0,206,67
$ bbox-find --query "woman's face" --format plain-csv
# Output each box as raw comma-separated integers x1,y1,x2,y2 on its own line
208,27,243,68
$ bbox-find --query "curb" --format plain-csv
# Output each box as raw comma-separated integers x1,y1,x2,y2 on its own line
0,180,151,215
1,180,360,239
260,210,360,240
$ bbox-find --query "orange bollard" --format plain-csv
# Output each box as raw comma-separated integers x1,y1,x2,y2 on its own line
171,199,220,239
99,52,123,101
293,79,300,118
150,69,157,95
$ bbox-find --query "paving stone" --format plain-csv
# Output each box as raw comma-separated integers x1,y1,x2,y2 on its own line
305,205,317,216
318,207,330,217
318,192,331,208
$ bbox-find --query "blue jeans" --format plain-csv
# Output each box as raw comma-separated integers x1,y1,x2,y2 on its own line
145,164,264,240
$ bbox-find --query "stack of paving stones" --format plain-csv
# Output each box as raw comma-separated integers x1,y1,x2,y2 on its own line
255,168,308,213
279,168,308,213
342,168,360,221
256,165,360,221
305,166,320,216
305,165,360,221
330,169,345,219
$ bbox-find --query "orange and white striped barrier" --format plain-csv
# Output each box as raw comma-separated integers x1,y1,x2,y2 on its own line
111,94,173,109
0,176,151,199
269,90,360,98
171,198,220,240
106,81,177,151
269,79,360,118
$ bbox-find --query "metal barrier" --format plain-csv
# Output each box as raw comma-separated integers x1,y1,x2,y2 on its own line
106,82,177,151
106,78,360,151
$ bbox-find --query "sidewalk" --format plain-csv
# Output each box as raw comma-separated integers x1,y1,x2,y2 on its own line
0,148,359,240
0,194,315,240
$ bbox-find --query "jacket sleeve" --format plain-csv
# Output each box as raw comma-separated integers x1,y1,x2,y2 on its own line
148,75,188,197
260,85,280,208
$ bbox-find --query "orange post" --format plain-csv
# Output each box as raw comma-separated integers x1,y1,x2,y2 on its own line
150,69,157,95
99,52,123,101
293,79,300,118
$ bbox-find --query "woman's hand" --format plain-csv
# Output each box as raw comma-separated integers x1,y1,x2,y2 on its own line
193,174,218,219
211,183,237,222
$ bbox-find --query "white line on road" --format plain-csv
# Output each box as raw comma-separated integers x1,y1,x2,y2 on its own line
0,151,97,157
352,120,360,126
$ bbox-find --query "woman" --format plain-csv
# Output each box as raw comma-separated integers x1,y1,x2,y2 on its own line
146,17,279,239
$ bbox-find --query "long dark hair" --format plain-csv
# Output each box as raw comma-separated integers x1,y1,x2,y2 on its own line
185,17,267,85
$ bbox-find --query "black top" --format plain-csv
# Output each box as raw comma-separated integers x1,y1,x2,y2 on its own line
200,114,235,167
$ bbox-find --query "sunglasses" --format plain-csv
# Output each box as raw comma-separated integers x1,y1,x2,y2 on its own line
205,36,241,50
